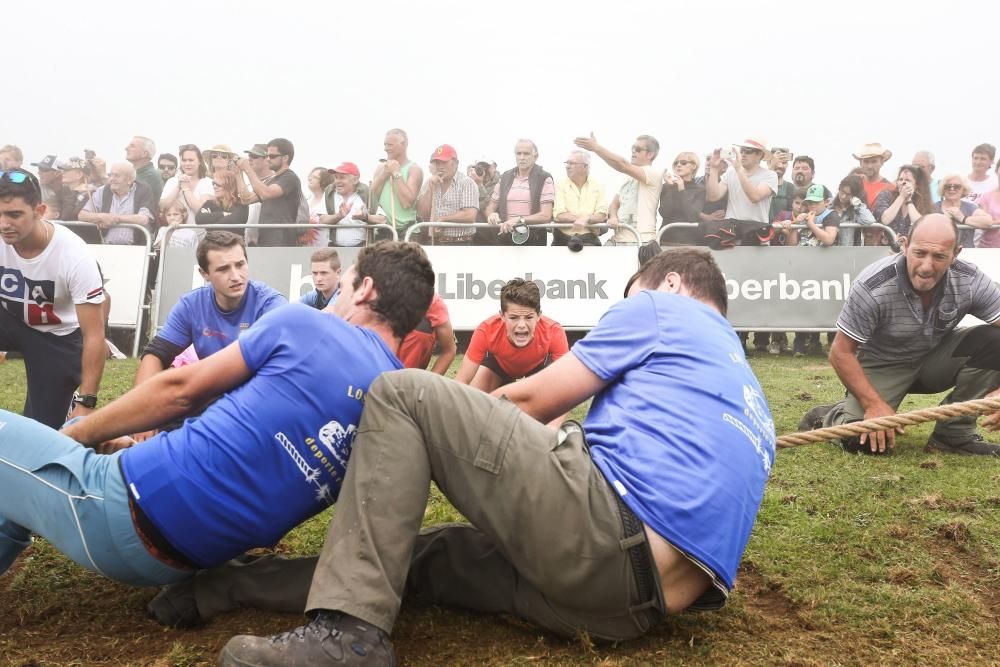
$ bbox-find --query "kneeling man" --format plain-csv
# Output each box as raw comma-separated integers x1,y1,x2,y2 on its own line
221,247,776,666
455,278,569,392
800,213,1000,455
0,242,434,587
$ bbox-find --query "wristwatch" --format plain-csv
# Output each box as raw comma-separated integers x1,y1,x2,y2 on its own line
518,216,525,225
391,172,402,180
73,392,98,409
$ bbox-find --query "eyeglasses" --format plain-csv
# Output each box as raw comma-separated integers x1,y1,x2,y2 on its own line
739,147,761,155
267,153,284,159
943,183,963,191
158,164,176,170
673,160,693,167
0,169,42,195
631,145,649,153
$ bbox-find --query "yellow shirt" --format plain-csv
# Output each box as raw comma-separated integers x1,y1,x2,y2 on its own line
553,177,608,220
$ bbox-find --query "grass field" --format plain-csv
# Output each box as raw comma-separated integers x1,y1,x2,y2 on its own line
0,355,998,666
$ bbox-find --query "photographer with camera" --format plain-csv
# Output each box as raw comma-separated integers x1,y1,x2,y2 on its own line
704,137,778,249
552,150,606,248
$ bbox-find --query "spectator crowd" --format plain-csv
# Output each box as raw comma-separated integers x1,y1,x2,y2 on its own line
6,133,1000,253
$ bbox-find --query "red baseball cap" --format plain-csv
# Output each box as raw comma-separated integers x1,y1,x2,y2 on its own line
430,144,458,162
329,162,360,177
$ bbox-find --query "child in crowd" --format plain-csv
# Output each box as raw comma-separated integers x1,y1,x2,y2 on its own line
154,200,200,248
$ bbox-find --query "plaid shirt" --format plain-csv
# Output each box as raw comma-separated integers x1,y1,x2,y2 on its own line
427,172,479,240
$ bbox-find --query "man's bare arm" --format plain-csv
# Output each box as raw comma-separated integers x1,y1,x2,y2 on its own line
429,321,457,375
494,352,607,424
828,333,901,452
62,342,252,447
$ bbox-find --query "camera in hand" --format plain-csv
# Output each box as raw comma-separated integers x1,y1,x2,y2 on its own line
567,235,584,252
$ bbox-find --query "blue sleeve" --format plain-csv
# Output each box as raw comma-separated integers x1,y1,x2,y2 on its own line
159,293,196,348
238,306,297,372
256,285,287,317
571,293,657,381
299,290,317,307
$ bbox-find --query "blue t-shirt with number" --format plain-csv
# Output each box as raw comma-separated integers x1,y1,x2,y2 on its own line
120,304,402,567
158,279,286,359
572,291,774,590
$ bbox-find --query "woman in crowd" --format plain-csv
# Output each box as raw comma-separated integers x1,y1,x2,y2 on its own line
154,200,200,248
831,174,875,245
968,160,1000,248
159,144,214,226
872,164,934,242
934,174,993,248
204,144,238,176
302,166,333,247
195,170,249,227
658,151,705,245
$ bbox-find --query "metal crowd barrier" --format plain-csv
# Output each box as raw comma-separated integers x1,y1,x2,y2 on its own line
658,221,901,250
57,221,153,357
403,221,642,245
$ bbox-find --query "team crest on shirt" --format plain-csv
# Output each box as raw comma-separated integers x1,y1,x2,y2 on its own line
319,420,357,471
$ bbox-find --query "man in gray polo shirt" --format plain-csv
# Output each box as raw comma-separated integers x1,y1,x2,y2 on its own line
800,213,1000,456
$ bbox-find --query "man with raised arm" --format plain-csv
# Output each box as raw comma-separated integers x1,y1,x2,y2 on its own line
574,132,660,245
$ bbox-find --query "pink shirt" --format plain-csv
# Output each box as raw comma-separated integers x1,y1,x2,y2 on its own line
491,174,555,217
975,190,1000,248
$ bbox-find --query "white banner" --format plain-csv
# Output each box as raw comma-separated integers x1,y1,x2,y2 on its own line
428,247,636,329
89,245,148,327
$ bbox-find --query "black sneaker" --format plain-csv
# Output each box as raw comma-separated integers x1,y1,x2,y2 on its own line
925,433,1000,457
147,580,202,628
219,611,397,667
798,404,835,431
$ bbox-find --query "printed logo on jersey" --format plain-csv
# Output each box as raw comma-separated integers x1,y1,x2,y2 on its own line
272,420,357,506
0,267,62,326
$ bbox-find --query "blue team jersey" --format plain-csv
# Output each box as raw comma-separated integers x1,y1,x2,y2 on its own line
120,304,403,567
158,279,286,358
572,291,774,591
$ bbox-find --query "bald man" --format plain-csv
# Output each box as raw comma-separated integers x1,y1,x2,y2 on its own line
79,162,155,245
800,214,1000,456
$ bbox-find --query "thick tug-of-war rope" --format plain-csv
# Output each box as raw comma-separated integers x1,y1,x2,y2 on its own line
776,397,1000,449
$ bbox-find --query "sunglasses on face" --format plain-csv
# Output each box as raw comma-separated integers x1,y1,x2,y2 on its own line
739,147,760,155
943,183,963,191
267,153,284,159
158,164,175,170
631,145,649,153
673,160,693,167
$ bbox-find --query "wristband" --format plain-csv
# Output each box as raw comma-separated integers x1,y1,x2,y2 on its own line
73,392,98,409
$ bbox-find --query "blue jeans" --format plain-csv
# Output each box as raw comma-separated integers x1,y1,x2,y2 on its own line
0,410,191,587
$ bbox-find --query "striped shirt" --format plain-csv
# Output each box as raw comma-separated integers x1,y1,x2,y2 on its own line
837,253,1000,362
426,172,479,241
490,174,556,217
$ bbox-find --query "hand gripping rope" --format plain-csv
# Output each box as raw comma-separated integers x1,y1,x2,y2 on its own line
776,397,1000,449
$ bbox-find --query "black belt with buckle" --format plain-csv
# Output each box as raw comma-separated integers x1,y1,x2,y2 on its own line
610,484,663,626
